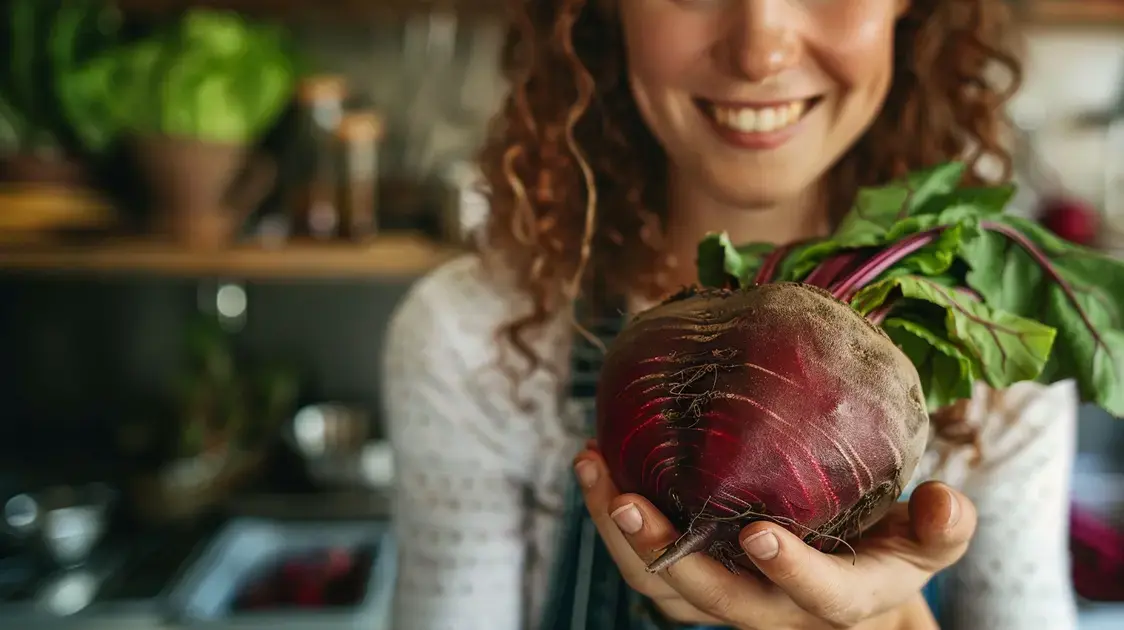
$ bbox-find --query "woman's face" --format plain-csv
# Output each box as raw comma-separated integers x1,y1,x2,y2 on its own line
619,0,910,209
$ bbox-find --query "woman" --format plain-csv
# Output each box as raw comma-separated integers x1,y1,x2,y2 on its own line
383,0,1079,628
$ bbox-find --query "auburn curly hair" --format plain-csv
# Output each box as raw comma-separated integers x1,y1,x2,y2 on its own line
478,0,1021,401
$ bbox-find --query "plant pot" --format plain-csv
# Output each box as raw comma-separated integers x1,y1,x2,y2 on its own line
130,447,266,524
132,135,275,249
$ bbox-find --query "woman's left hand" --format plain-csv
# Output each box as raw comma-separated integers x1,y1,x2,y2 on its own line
573,447,977,630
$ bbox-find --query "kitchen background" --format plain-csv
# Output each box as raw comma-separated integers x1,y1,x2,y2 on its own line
0,0,1122,629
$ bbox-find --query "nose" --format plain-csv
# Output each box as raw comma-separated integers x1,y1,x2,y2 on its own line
723,1,801,83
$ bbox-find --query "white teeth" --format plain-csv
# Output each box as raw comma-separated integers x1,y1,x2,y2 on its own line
712,100,808,134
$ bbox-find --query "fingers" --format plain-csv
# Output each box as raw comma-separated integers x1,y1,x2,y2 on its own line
602,490,778,625
738,481,977,626
576,450,774,624
737,522,861,624
573,451,678,600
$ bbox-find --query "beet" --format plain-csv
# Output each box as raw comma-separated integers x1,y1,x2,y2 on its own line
596,284,929,571
591,162,1124,573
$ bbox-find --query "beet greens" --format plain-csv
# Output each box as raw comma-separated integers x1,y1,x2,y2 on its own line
697,161,1124,415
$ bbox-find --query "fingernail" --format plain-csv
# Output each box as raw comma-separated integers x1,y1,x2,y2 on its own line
944,487,961,527
743,530,779,561
610,503,643,535
574,460,598,489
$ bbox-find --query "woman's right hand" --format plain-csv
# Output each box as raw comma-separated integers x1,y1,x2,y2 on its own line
573,448,976,630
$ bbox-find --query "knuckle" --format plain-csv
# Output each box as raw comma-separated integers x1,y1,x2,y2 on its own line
654,598,707,624
621,571,657,596
770,556,807,584
693,582,737,620
812,593,864,629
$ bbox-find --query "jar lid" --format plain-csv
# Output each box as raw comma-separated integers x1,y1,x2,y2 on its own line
337,110,385,141
297,75,348,103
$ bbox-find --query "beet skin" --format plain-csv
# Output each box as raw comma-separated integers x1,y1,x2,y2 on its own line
595,283,930,571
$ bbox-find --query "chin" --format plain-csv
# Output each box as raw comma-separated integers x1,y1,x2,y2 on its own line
699,165,817,211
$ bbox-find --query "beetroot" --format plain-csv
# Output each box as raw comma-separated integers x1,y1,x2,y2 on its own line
597,284,928,570
592,162,1124,573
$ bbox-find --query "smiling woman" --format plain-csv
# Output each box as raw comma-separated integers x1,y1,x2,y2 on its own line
620,0,910,210
381,1,1077,630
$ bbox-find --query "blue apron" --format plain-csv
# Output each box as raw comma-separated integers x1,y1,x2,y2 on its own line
537,302,944,630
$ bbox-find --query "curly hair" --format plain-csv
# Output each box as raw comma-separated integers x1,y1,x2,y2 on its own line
478,0,1022,413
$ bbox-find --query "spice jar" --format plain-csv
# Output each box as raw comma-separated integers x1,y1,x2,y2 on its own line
290,75,347,239
336,110,385,241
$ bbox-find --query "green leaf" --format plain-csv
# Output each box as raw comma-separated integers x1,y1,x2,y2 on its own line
958,215,1124,416
49,0,123,154
0,92,27,154
916,185,1015,218
782,165,1010,281
696,232,773,288
851,275,1056,396
834,162,966,239
63,9,295,144
882,317,975,412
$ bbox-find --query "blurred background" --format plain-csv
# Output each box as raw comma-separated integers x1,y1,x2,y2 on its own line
0,0,1121,628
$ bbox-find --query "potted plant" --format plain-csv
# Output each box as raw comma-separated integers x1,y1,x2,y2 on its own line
68,10,297,248
0,0,123,182
125,316,300,523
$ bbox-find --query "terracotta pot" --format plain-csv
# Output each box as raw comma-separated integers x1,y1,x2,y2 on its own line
132,135,275,249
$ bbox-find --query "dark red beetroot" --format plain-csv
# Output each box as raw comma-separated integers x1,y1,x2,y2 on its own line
595,283,930,572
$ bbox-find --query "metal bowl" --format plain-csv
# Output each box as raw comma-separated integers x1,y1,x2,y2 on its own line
2,483,115,568
285,404,374,490
286,404,370,459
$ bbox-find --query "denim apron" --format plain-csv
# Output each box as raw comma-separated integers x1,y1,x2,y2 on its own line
537,301,944,630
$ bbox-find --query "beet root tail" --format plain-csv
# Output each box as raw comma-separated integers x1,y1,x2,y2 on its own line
646,521,720,574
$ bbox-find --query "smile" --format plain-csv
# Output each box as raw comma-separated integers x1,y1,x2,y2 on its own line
698,97,822,150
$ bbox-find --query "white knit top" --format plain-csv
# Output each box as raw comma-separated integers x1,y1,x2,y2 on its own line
383,253,1079,630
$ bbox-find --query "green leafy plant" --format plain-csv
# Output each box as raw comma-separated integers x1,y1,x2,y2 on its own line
66,9,297,145
0,0,123,156
174,316,300,459
697,161,1124,415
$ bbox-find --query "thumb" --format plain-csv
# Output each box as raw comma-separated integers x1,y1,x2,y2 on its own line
906,481,977,570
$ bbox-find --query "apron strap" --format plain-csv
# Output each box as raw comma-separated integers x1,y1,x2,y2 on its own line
538,298,635,630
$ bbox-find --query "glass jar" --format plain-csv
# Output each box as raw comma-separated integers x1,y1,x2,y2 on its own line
336,110,384,241
290,75,348,239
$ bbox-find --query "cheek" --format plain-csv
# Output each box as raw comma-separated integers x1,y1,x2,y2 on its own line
815,5,899,96
624,29,699,88
620,8,710,142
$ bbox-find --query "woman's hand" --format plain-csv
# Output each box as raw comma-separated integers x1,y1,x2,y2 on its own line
573,447,977,630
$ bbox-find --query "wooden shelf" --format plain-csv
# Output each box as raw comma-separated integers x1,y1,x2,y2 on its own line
1018,1,1124,25
113,0,508,22
0,233,463,280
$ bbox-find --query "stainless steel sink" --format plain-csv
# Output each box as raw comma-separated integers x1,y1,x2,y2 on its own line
165,518,396,630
